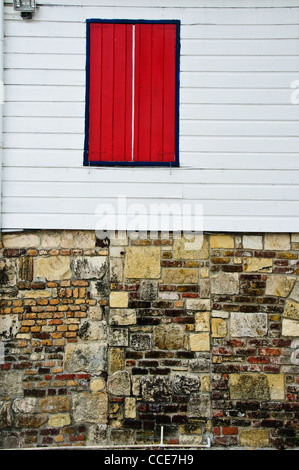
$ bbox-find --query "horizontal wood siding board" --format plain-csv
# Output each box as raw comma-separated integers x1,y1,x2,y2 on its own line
2,213,299,233
5,5,299,24
3,168,299,185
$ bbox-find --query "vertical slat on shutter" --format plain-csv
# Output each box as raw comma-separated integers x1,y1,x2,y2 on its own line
88,23,102,162
133,23,177,163
162,24,177,163
88,23,132,162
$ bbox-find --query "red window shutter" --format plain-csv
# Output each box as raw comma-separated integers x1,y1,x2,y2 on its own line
86,21,178,165
88,23,133,162
134,23,177,163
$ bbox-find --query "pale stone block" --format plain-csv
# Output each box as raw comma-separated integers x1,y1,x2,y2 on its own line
267,374,284,400
110,232,129,246
244,258,272,273
284,299,299,321
110,247,126,258
199,279,210,299
15,414,47,429
264,233,290,251
200,268,209,278
110,258,123,282
186,298,211,311
0,402,12,428
265,275,296,297
72,256,107,280
109,291,129,308
153,324,184,350
291,233,299,242
125,246,161,279
64,343,107,373
39,396,70,413
173,234,209,260
60,230,95,249
230,374,270,400
282,318,299,337
189,333,210,351
41,232,61,248
87,424,108,446
212,310,229,319
179,435,203,446
48,413,71,427
90,378,105,393
108,348,125,374
163,268,198,284
109,328,129,347
201,375,210,392
35,256,71,281
0,314,20,340
188,394,210,418
231,312,267,337
125,397,136,419
0,371,23,395
109,309,137,326
23,290,52,298
195,312,210,332
108,371,131,396
12,398,37,414
78,320,107,341
230,373,284,401
132,377,140,396
210,234,234,249
242,235,263,250
210,272,239,295
88,306,103,321
239,429,269,448
159,291,180,300
73,392,108,424
212,318,227,337
290,282,299,302
3,232,40,249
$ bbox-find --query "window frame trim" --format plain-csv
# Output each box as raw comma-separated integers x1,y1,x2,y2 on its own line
83,18,181,168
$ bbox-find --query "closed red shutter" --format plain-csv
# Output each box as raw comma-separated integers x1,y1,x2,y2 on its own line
134,23,177,163
88,23,133,162
86,20,179,165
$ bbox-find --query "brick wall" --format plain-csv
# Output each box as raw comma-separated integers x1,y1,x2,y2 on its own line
0,231,298,449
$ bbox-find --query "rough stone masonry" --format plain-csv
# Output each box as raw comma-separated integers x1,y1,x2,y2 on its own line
0,230,298,449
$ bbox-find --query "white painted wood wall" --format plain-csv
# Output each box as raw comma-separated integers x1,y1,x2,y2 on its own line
2,0,299,232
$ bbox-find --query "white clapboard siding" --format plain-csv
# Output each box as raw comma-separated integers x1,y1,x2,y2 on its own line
180,105,299,121
3,167,298,185
4,182,299,202
4,150,299,171
2,0,299,232
181,39,299,56
6,0,299,6
2,213,299,233
181,72,299,89
3,102,85,118
5,5,299,25
180,89,293,105
3,197,299,217
5,85,85,102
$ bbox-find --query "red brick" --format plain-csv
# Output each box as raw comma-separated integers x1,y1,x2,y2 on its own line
258,348,280,356
222,427,238,435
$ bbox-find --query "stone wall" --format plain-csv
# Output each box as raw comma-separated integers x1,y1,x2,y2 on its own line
0,230,298,449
